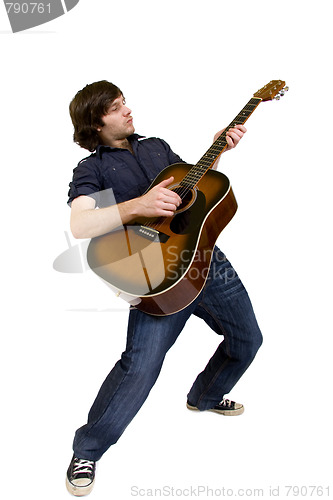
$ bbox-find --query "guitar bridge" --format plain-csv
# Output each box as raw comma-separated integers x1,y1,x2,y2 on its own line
131,224,169,243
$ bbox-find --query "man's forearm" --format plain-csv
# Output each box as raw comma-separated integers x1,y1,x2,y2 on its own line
70,197,137,239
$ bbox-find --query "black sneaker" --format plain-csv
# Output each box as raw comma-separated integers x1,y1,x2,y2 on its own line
187,398,244,416
66,455,96,497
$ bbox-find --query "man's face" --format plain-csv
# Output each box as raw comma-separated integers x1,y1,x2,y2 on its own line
97,95,135,146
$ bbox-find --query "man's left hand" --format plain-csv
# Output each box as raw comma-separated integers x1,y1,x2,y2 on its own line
214,124,247,151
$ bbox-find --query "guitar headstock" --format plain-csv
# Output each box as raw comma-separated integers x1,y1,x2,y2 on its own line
254,80,288,101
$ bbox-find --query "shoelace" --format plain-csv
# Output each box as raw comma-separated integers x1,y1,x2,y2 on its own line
218,398,232,408
73,458,95,476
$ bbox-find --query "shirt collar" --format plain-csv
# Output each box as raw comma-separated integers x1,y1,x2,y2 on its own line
96,134,146,158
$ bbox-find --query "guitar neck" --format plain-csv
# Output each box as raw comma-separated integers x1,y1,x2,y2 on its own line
181,97,262,188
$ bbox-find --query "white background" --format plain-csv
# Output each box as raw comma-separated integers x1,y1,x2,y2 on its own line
1,0,332,498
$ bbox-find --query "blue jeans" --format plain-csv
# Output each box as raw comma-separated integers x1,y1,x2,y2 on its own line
73,248,263,461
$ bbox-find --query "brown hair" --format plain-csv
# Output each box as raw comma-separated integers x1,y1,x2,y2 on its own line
69,80,122,151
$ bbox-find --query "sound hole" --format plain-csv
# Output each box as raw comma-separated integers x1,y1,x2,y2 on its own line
170,188,206,235
171,186,196,214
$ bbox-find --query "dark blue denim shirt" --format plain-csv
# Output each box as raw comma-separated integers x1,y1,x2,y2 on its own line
67,134,183,208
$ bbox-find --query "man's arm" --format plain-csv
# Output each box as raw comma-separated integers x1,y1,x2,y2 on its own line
70,176,181,239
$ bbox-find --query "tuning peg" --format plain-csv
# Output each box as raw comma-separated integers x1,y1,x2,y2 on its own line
278,86,289,98
274,94,281,100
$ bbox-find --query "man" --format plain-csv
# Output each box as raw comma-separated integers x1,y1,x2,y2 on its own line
66,80,263,496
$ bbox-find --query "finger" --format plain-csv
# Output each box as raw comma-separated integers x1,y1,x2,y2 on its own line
162,189,181,206
161,209,176,217
227,128,244,139
164,201,178,212
158,176,175,189
226,135,234,148
226,132,240,145
157,202,178,217
226,128,244,147
233,124,247,133
157,177,182,204
213,129,225,142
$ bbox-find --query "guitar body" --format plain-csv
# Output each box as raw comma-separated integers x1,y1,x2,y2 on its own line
87,163,237,315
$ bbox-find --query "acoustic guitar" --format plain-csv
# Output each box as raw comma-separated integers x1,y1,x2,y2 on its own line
87,80,288,316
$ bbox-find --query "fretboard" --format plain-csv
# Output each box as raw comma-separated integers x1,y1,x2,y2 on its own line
180,97,262,189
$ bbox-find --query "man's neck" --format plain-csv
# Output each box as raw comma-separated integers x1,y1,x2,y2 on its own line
110,137,133,154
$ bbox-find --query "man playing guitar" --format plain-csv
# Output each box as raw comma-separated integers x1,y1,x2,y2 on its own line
66,80,263,496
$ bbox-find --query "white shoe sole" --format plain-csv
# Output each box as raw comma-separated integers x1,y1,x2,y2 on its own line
66,476,95,497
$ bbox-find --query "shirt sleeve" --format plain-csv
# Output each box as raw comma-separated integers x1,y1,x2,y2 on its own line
67,157,103,206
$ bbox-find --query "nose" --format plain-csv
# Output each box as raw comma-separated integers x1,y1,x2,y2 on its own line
124,105,132,116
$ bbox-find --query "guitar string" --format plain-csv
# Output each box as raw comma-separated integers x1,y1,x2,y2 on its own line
142,98,261,233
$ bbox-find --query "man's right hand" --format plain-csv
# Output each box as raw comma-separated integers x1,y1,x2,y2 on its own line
134,176,182,218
